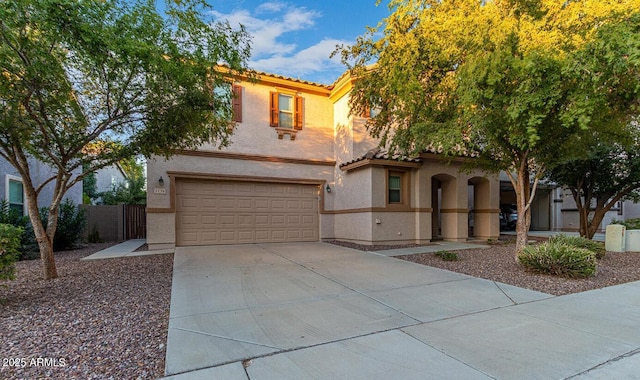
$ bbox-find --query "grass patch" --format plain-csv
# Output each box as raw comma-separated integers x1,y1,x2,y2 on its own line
434,250,458,261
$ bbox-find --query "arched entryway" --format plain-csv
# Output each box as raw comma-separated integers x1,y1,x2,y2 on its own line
431,173,464,241
468,177,491,239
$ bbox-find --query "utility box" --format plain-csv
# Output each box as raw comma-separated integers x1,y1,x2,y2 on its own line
626,230,640,252
605,224,626,252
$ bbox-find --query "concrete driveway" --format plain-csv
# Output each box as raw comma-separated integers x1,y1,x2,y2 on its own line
163,242,640,380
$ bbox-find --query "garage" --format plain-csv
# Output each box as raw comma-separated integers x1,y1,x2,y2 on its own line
175,179,319,246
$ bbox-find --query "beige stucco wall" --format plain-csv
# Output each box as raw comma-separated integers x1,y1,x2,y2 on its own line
327,158,500,245
199,80,335,161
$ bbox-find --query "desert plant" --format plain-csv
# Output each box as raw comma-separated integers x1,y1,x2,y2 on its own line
518,241,596,278
434,250,458,261
0,224,23,281
39,199,86,251
549,234,606,259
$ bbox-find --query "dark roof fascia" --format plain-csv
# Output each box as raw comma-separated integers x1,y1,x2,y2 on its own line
340,158,423,172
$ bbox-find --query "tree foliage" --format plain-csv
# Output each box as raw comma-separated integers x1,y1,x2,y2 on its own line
338,0,640,253
0,0,252,279
99,156,147,205
548,141,640,239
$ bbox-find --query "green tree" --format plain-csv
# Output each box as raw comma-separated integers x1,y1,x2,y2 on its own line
545,14,640,240
82,162,98,204
99,156,147,205
0,0,251,279
548,142,640,239
338,0,640,254
100,177,147,205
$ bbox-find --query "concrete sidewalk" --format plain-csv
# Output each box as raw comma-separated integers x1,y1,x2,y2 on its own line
161,242,640,379
81,239,173,260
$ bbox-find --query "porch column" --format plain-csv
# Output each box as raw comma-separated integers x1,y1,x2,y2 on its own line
473,179,500,240
440,177,468,242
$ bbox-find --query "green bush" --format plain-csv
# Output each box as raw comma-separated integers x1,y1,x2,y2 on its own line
612,218,640,230
0,200,38,259
518,241,596,278
549,234,606,259
434,250,458,261
40,199,86,251
0,224,23,281
87,224,102,243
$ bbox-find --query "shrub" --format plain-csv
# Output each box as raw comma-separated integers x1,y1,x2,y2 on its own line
87,224,102,243
0,200,38,259
612,218,640,230
434,250,458,261
518,241,596,278
549,234,606,259
40,199,86,251
0,224,23,281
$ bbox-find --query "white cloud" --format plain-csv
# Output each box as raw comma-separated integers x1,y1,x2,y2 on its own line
212,4,320,57
250,38,349,82
255,2,285,14
210,3,350,83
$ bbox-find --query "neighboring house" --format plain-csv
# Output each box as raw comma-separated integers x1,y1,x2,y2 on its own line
146,71,502,250
0,157,82,215
500,175,640,234
94,164,127,196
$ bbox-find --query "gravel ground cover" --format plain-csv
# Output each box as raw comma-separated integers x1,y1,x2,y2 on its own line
0,243,173,380
332,237,640,296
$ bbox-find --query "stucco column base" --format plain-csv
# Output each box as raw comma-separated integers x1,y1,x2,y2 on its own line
441,211,469,242
473,211,500,241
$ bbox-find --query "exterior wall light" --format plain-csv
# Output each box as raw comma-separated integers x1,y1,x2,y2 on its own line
326,184,331,193
159,176,164,187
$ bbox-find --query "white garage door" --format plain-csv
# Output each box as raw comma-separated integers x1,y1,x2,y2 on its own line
175,179,319,246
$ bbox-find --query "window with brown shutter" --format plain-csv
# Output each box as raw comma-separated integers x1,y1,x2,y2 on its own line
269,91,279,127
232,84,242,122
294,96,303,130
270,91,304,130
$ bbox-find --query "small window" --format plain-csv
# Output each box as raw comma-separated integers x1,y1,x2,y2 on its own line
388,172,402,204
270,91,303,130
279,94,294,128
360,106,381,119
212,83,242,122
8,177,25,215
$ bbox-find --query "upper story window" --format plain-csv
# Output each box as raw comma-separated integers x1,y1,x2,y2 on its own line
361,106,381,119
270,91,303,130
213,83,242,123
6,175,25,215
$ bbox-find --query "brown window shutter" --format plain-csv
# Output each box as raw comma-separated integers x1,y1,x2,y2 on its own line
269,91,279,127
294,95,303,130
232,84,242,122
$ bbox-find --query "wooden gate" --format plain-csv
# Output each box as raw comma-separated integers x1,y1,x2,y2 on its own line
124,204,146,239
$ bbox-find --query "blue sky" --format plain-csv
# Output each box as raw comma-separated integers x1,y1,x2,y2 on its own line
207,1,391,85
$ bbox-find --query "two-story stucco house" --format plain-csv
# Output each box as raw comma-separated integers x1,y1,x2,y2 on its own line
145,71,501,250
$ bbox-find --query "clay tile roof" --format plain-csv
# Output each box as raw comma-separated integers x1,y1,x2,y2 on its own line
339,147,422,169
255,70,333,89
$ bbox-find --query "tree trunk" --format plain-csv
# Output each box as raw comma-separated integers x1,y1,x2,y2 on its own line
26,196,58,279
513,165,532,256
